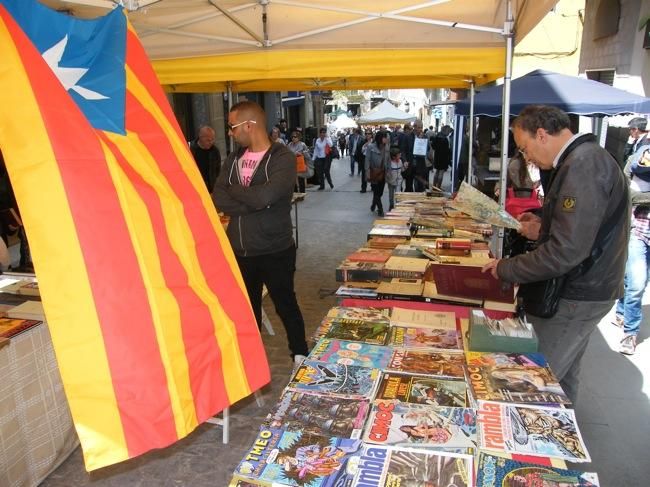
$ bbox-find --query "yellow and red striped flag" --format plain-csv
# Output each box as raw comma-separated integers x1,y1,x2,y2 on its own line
0,0,269,470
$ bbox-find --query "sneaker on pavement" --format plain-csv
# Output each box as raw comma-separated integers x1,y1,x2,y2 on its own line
612,314,624,328
619,334,637,355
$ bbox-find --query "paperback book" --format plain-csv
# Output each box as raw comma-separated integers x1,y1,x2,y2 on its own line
476,452,600,486
235,428,361,486
326,307,390,325
262,391,370,440
389,326,461,351
389,307,456,330
363,400,477,449
309,338,392,369
321,320,390,346
288,360,381,400
386,348,466,379
375,372,467,408
467,363,571,405
352,445,473,487
477,401,591,463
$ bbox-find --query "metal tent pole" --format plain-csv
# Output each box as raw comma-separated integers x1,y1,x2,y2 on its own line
496,0,514,258
467,80,476,187
227,82,234,153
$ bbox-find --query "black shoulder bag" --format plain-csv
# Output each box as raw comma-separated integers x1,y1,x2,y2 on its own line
518,134,626,318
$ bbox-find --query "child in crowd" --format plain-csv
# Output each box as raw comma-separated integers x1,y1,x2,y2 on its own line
386,147,404,212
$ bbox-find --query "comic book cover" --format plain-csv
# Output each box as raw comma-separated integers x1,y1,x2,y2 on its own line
375,372,467,407
262,391,370,440
362,400,477,449
476,452,600,486
322,321,390,346
288,360,381,400
326,306,390,324
465,351,549,368
477,401,591,463
352,444,473,487
228,476,271,486
466,364,571,405
387,348,466,379
309,338,392,369
235,428,361,486
389,326,462,350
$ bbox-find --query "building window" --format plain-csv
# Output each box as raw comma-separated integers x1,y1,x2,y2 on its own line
585,69,616,86
593,0,620,40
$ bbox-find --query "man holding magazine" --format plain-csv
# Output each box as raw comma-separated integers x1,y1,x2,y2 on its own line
483,105,629,404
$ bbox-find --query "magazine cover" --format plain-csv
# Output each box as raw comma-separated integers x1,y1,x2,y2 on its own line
262,391,370,440
288,360,381,400
465,351,549,368
477,401,591,463
322,321,390,345
352,444,473,487
467,364,571,405
235,428,361,486
309,338,392,369
362,400,477,449
326,306,390,324
228,476,271,486
387,348,466,379
476,452,600,486
389,326,461,350
375,372,467,407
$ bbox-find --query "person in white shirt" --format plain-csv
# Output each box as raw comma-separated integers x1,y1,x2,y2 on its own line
313,128,334,190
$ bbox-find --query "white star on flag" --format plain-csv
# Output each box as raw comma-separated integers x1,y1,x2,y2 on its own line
42,36,108,100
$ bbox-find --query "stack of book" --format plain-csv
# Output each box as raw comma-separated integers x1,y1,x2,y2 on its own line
230,306,599,486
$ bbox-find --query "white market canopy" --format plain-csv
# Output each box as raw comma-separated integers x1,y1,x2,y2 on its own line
329,114,358,130
42,0,558,92
357,100,416,125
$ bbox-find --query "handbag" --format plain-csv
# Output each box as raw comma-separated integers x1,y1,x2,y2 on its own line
505,187,542,219
368,167,385,183
518,134,627,318
295,153,307,173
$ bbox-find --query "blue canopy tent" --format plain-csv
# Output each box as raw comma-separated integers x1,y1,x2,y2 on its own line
456,69,650,116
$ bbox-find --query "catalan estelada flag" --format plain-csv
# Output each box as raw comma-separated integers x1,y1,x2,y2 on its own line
0,0,269,470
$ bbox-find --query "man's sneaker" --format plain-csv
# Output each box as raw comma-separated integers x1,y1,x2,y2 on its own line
619,334,637,355
612,314,624,328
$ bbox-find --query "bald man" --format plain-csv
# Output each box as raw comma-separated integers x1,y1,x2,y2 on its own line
190,125,221,192
212,101,308,365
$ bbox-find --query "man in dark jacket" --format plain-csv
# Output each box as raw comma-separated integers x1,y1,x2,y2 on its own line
190,125,221,192
212,101,308,364
483,105,629,403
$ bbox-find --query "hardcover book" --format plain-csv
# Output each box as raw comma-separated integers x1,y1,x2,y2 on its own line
389,326,462,351
345,247,392,264
262,391,370,440
375,278,424,299
477,401,591,463
363,400,477,449
466,363,571,405
381,256,430,279
235,428,361,486
309,338,392,369
386,349,466,379
335,261,384,282
431,263,516,303
352,444,473,487
375,372,467,408
476,452,600,486
288,360,381,400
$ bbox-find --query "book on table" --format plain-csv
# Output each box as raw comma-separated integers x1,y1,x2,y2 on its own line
362,399,477,449
6,300,45,321
0,316,42,338
477,401,591,463
287,359,381,400
345,247,392,263
389,307,456,329
375,278,424,299
308,338,393,369
375,372,468,408
389,326,462,351
386,348,466,379
352,444,473,487
335,260,384,282
430,262,516,303
262,390,370,440
382,256,430,279
321,320,390,345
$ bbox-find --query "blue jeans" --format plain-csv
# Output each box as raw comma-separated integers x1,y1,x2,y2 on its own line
616,233,650,336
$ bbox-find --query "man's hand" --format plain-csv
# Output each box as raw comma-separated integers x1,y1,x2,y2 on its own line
482,259,500,279
517,212,541,240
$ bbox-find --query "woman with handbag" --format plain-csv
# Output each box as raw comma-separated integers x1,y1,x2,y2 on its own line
288,131,311,193
365,130,389,216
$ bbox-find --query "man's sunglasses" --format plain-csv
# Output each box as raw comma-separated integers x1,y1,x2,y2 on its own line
228,120,256,131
